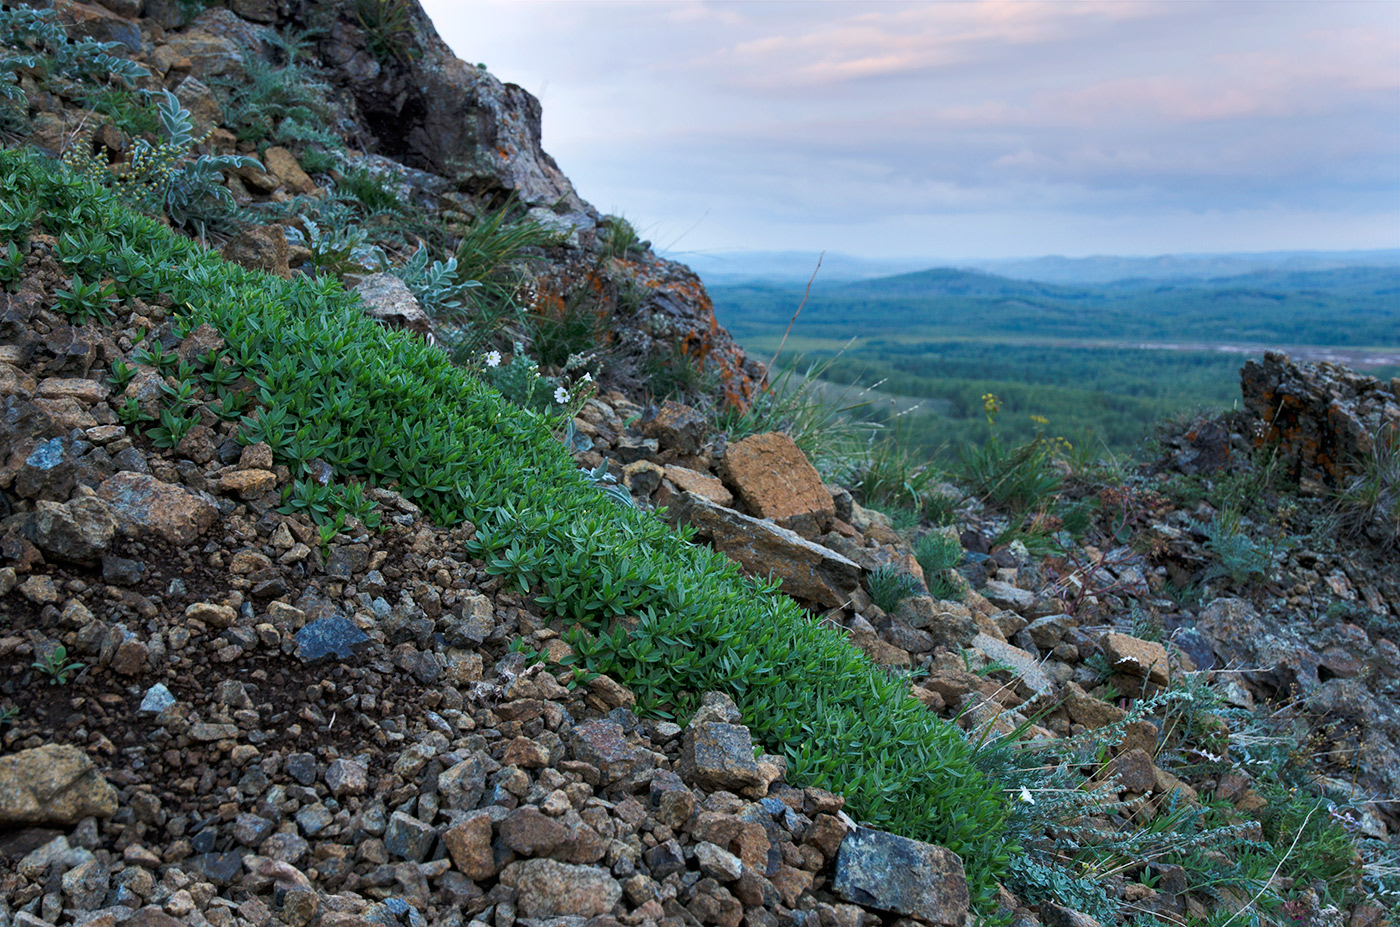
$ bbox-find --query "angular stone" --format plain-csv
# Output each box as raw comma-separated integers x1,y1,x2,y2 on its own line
623,459,665,497
501,806,568,857
894,596,978,648
219,469,277,498
24,495,116,564
325,758,368,797
669,491,858,608
642,400,708,455
384,811,436,862
98,472,218,545
678,722,766,797
139,683,176,716
720,432,833,536
355,273,432,338
36,378,108,404
185,602,237,628
294,617,372,664
15,435,92,501
438,752,497,811
499,859,622,918
832,827,969,925
1102,632,1171,686
442,812,495,880
663,464,733,507
0,745,118,826
263,146,316,195
970,633,1054,698
221,224,290,277
570,720,654,786
981,579,1035,612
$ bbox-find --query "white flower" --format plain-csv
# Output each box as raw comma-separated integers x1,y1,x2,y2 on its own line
581,372,593,383
554,386,570,404
484,350,501,368
1019,788,1035,805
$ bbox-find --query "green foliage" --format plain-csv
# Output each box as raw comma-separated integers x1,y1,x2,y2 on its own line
599,214,642,260
397,244,482,319
0,7,147,110
1333,422,1400,548
2,147,1011,910
1193,507,1288,586
52,276,116,324
640,338,718,404
865,564,921,612
285,217,385,277
524,288,612,370
915,530,962,576
0,241,24,290
354,0,419,65
958,425,1064,513
61,90,260,235
212,49,341,156
846,432,941,515
80,87,160,137
32,644,84,686
339,165,404,215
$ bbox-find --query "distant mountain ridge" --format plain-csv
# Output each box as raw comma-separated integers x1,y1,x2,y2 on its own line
671,248,1400,287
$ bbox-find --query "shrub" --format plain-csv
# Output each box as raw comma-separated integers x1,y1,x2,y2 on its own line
1193,506,1289,586
3,146,1013,910
598,214,642,260
0,7,146,109
915,530,962,575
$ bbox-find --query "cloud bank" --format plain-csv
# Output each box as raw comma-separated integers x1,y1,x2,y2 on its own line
421,0,1400,259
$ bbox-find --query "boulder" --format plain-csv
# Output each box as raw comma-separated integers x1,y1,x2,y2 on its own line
668,491,859,608
720,432,834,537
679,721,766,797
0,744,118,827
1102,632,1171,686
23,494,116,563
833,826,969,925
1241,350,1400,486
262,146,317,195
98,471,218,545
355,273,432,338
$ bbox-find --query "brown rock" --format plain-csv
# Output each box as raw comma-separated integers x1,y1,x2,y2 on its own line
36,378,108,404
443,813,496,880
642,400,708,455
219,469,277,498
98,472,218,546
1102,632,1171,686
263,146,317,195
498,859,622,917
720,432,834,537
501,806,568,857
1106,747,1157,793
1062,682,1127,730
663,465,733,507
0,744,118,826
221,225,291,277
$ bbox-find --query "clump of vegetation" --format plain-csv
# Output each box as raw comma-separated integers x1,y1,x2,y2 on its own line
640,337,718,404
354,0,419,65
914,530,964,600
1193,506,1289,586
957,394,1065,513
62,90,260,237
32,644,84,686
1,7,147,128
599,214,642,260
213,39,342,160
1333,422,1400,549
865,564,921,612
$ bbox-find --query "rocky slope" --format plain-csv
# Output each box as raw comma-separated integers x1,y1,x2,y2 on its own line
1,2,1398,927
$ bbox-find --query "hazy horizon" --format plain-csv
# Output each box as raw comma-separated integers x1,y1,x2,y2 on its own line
424,1,1399,260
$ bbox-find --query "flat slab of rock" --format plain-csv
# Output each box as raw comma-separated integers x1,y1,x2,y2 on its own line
833,826,969,925
0,744,117,827
720,432,834,537
970,633,1054,698
98,471,217,546
669,491,858,608
981,579,1035,612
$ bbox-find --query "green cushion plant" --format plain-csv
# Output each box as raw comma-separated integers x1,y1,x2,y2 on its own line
0,148,1013,909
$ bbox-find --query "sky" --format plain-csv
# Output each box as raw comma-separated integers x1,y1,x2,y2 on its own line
420,0,1400,261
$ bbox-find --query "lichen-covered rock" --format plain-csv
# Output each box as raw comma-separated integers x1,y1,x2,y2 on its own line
1241,350,1400,487
498,858,622,917
354,273,432,339
98,471,218,545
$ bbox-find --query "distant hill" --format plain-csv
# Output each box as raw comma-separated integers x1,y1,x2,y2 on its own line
672,248,1400,288
710,263,1400,348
